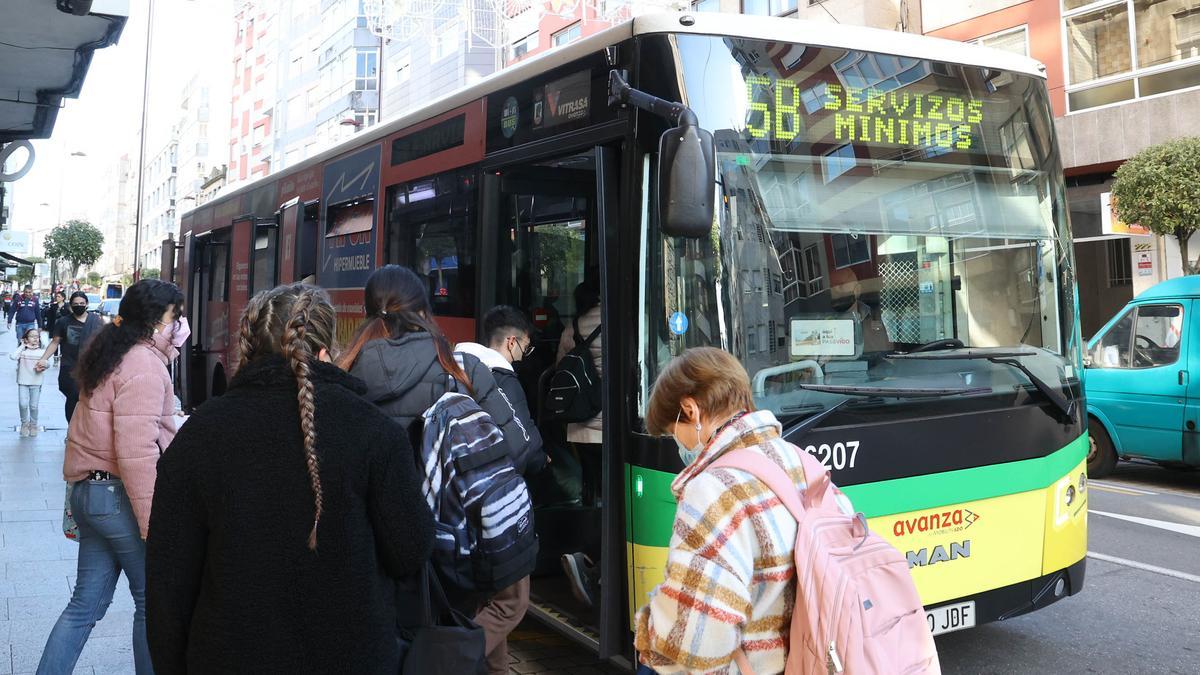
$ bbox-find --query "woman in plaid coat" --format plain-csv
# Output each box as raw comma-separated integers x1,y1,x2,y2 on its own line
635,347,853,674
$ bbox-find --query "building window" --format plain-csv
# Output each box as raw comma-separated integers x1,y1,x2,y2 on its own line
434,22,459,61
1065,3,1132,85
510,32,537,60
1106,237,1132,287
801,244,824,296
692,0,720,11
831,233,871,269
822,144,856,183
833,52,928,94
553,23,582,47
356,48,378,90
395,49,411,83
800,82,828,113
354,112,378,129
970,25,1029,57
1063,1,1200,111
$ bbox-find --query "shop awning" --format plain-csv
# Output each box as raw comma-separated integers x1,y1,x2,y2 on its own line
0,1,129,142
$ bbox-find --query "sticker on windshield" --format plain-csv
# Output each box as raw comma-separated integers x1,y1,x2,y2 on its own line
669,312,689,335
791,319,855,357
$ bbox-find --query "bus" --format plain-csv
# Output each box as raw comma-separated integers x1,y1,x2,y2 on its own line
169,12,1087,663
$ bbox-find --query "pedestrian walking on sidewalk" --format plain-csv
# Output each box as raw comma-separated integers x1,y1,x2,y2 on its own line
37,291,102,422
3,292,14,329
146,284,434,674
37,279,186,675
43,291,66,330
10,327,45,437
13,285,40,346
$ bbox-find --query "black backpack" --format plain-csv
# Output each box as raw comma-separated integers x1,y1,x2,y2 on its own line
546,318,602,422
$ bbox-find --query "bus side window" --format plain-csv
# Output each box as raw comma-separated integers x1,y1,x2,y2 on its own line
297,202,319,283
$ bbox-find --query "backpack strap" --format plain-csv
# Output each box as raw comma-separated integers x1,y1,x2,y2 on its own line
709,447,831,516
572,316,601,348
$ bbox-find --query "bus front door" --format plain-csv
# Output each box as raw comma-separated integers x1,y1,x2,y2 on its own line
483,146,625,658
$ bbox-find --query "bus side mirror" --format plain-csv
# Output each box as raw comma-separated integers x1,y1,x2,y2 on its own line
658,124,716,239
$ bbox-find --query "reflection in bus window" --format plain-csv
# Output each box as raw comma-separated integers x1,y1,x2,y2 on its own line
253,227,279,294
209,243,229,302
297,202,320,282
386,169,476,317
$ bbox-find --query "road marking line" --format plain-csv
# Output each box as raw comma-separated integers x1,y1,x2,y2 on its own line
1090,481,1157,496
1087,552,1200,584
1090,509,1200,538
1090,484,1151,496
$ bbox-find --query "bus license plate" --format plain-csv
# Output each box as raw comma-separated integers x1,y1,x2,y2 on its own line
926,601,975,636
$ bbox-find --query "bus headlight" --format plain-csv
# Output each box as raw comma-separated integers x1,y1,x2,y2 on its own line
1078,473,1086,493
1064,484,1076,507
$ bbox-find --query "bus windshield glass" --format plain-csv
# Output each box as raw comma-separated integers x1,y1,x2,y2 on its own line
640,36,1080,423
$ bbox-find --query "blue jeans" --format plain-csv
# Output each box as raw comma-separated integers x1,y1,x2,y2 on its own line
18,384,40,426
37,480,153,675
15,321,36,344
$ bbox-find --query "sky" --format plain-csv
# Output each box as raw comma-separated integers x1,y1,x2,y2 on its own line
10,0,233,240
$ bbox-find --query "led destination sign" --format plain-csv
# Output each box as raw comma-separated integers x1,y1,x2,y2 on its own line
746,77,986,150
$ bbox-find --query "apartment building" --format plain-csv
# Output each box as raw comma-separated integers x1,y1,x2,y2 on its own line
926,0,1200,336
140,133,179,273
97,153,136,277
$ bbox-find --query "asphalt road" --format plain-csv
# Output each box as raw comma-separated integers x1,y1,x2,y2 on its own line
936,460,1200,674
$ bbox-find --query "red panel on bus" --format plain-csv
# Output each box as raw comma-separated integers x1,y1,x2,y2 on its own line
381,99,486,186
227,218,255,371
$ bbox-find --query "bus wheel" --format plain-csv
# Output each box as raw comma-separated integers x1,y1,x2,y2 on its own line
1088,421,1117,478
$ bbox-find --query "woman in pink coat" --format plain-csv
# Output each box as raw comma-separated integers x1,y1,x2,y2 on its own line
38,279,186,675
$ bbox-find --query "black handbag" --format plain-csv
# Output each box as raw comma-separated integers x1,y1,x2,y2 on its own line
399,563,488,675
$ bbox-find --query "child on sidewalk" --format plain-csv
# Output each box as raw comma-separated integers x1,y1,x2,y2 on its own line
10,327,45,437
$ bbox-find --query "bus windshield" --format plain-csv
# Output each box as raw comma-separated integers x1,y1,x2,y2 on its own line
640,36,1080,423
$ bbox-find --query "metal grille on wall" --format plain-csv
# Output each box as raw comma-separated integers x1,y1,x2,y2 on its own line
878,254,924,344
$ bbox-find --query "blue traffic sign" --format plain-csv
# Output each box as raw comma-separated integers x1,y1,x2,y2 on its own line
669,311,689,335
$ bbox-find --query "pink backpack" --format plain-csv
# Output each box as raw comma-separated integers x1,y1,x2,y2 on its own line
710,448,940,675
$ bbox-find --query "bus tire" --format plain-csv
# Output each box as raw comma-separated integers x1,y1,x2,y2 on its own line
1087,420,1117,478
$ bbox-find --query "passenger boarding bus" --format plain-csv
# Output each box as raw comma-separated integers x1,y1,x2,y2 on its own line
169,13,1087,663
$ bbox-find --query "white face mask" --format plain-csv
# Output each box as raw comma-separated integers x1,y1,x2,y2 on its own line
674,409,704,466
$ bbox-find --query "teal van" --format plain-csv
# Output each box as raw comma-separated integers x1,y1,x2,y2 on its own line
1085,276,1200,477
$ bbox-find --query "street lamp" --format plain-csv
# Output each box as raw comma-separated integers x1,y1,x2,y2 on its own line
131,0,156,282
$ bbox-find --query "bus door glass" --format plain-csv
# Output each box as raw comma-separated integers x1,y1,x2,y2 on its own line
253,217,280,295
278,201,300,284
384,168,478,344
297,201,320,284
488,148,612,639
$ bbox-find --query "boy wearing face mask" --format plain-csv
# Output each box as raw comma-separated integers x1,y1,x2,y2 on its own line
37,291,103,422
455,305,544,675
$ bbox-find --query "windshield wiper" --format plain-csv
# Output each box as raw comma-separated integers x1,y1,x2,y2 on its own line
781,400,849,444
888,350,1075,419
798,384,993,398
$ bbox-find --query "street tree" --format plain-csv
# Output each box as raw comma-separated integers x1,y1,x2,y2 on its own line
141,268,161,280
1111,137,1200,276
44,220,104,281
86,271,102,287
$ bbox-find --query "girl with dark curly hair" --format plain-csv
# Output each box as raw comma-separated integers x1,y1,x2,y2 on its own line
38,279,186,675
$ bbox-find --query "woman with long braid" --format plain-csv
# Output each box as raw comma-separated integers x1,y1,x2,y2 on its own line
145,284,434,674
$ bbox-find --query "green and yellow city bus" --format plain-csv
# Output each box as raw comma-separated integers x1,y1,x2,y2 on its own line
173,12,1087,665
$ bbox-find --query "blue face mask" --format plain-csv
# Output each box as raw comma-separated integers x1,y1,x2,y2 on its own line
674,409,704,466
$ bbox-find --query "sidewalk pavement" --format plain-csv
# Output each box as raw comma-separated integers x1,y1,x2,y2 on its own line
0,332,620,674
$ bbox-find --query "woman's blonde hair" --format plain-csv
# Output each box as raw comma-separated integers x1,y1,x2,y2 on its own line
237,284,337,550
645,347,754,436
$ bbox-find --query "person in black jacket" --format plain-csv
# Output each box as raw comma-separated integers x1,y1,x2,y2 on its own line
146,283,434,674
42,291,66,330
455,305,545,674
339,265,537,474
